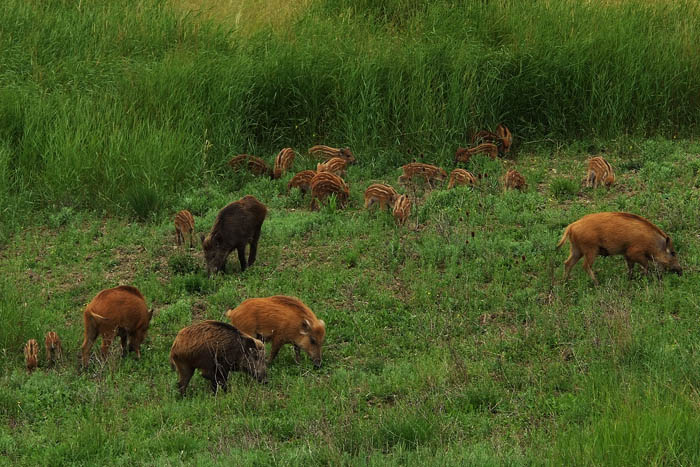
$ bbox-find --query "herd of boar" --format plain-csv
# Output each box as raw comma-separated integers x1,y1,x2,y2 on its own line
22,126,684,395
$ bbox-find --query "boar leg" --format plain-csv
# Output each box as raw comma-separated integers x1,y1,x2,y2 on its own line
80,327,99,367
294,345,301,364
99,328,116,361
118,328,128,357
563,248,582,281
175,364,194,396
236,246,247,272
582,251,599,285
269,337,284,363
625,249,649,276
176,229,182,246
248,230,261,267
214,368,229,393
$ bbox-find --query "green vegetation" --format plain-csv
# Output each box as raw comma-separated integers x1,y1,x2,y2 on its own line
2,0,700,464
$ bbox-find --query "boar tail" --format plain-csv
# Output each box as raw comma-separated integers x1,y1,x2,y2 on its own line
556,225,571,249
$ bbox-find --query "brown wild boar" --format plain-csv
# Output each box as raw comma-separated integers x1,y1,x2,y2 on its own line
495,123,513,154
454,143,499,163
471,129,500,145
308,145,356,164
393,194,411,225
310,172,349,210
585,156,615,188
45,331,62,366
228,154,273,178
448,169,478,189
503,169,526,191
226,295,326,368
557,212,682,285
273,148,295,179
169,320,267,396
201,195,268,275
24,339,39,373
174,210,195,248
398,163,447,188
364,183,399,210
81,285,153,367
316,157,349,177
287,170,317,195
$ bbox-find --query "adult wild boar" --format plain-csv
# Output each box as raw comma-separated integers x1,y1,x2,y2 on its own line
201,195,267,276
81,285,153,367
225,295,326,368
169,320,267,396
557,212,682,284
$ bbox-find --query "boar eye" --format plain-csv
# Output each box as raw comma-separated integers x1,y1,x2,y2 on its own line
671,251,676,257
309,337,316,345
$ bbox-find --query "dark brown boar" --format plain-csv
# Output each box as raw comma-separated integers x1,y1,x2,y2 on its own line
174,210,195,248
287,170,317,194
225,296,326,368
201,195,268,276
169,320,267,396
24,339,39,373
557,212,682,285
45,331,62,366
80,285,153,367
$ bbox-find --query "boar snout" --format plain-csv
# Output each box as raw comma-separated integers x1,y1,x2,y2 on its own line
313,357,322,369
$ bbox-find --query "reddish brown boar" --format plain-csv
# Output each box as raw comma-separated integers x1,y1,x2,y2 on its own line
495,123,513,154
201,195,268,275
392,194,411,226
45,331,62,366
585,156,615,188
80,286,153,367
310,172,349,210
24,339,39,373
273,148,295,179
308,145,356,164
364,183,399,210
447,169,478,189
316,157,349,177
174,210,195,248
503,169,526,191
228,154,273,178
169,320,267,396
226,296,326,368
287,170,317,194
557,212,682,285
398,163,447,188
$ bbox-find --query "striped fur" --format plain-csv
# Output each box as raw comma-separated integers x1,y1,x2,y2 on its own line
308,145,356,164
586,156,615,188
398,163,447,187
310,172,349,210
503,169,527,191
392,195,411,226
45,331,62,366
316,157,349,177
273,148,296,179
454,143,499,163
364,184,399,210
287,170,317,194
228,154,273,177
495,124,513,153
24,339,39,373
174,210,195,247
447,169,478,189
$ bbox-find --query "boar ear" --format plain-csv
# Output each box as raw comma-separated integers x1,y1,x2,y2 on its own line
200,233,206,246
318,319,326,329
300,319,311,335
148,308,154,321
665,235,672,251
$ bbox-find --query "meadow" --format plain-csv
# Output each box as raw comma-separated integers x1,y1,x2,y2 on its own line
2,0,700,465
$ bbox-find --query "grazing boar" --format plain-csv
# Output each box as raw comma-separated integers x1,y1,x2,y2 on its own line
471,129,500,145
287,170,317,195
201,195,268,275
310,172,349,210
226,295,326,368
228,154,273,178
454,143,499,163
393,194,411,225
169,320,267,396
273,148,295,179
174,210,195,248
398,163,447,188
503,169,526,191
585,156,615,188
316,157,349,177
557,212,682,285
80,285,153,367
24,339,39,373
45,331,62,366
448,169,478,189
364,183,399,210
495,123,513,154
308,145,356,164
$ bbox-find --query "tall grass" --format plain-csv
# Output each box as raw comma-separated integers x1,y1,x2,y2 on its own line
1,0,699,227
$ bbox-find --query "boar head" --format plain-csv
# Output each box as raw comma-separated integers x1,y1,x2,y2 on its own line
298,319,326,368
656,236,682,276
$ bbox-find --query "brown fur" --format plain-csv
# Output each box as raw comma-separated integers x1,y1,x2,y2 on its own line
503,169,526,190
454,143,499,163
80,286,153,367
471,129,500,145
174,210,195,248
316,157,349,177
287,170,317,194
24,339,39,373
447,169,478,189
308,145,356,164
228,154,273,178
398,163,447,188
556,212,682,285
392,194,411,226
310,172,349,210
586,156,615,188
226,296,326,368
201,195,268,275
495,123,513,154
273,148,296,179
44,331,62,366
364,184,399,210
170,320,267,396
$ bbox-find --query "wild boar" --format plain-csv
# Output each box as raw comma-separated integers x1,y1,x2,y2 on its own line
364,183,399,210
454,143,499,163
45,331,62,366
169,320,267,396
174,210,195,248
226,295,326,368
316,157,349,177
273,148,295,179
448,169,478,189
503,169,526,191
228,154,273,178
556,212,682,284
201,195,268,275
398,163,447,188
585,156,615,188
393,194,411,226
310,172,349,210
308,145,356,164
80,285,153,367
24,339,39,373
495,123,513,154
287,170,317,195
